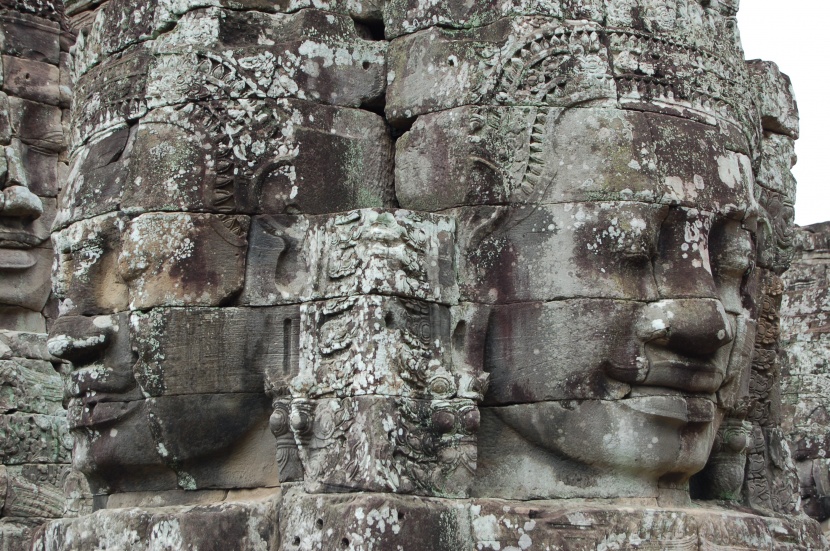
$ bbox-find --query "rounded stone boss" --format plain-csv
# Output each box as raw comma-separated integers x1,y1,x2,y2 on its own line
41,0,812,547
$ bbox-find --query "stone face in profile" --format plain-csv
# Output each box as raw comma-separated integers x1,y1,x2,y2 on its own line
0,2,77,546
46,0,395,500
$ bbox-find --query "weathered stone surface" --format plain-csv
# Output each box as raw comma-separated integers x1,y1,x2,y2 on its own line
289,396,478,496
241,209,458,307
0,357,62,415
2,56,60,106
747,59,800,138
454,201,752,304
279,491,827,550
468,498,824,550
33,491,282,551
757,133,798,203
386,19,617,123
131,306,299,397
65,393,278,494
6,96,62,151
397,107,754,214
1,464,68,518
147,9,386,108
118,213,248,309
74,7,386,115
308,209,457,305
0,413,70,465
34,0,825,547
383,0,744,42
295,296,455,399
781,224,830,523
51,212,130,316
0,245,51,312
60,99,393,226
0,12,61,64
279,489,472,550
239,214,311,306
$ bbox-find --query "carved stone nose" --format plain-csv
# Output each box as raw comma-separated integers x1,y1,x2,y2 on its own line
1,186,43,218
47,315,113,363
638,298,734,356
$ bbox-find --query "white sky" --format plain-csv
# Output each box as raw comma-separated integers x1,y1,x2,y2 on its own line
738,1,829,226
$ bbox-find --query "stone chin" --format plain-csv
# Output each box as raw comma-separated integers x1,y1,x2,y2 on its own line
494,396,719,479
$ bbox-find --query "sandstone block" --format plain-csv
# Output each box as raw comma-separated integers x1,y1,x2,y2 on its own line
2,464,68,518
7,96,62,151
118,213,248,309
484,299,647,404
289,396,478,497
70,47,149,147
49,313,137,408
0,331,54,361
145,393,279,491
33,492,282,551
0,413,70,465
121,100,392,216
396,107,753,213
2,55,60,106
468,498,824,550
756,133,798,203
0,245,52,311
383,0,737,40
66,393,278,493
279,489,473,551
55,124,131,228
295,296,455,399
308,209,457,305
747,60,800,139
386,19,616,123
754,185,795,274
0,12,61,64
21,144,60,197
0,357,62,415
611,26,755,133
455,202,668,304
131,306,299,397
239,215,311,306
52,212,130,316
146,9,386,109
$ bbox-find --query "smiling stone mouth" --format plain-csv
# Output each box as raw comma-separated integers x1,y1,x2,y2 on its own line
0,248,37,269
0,228,43,249
621,392,716,424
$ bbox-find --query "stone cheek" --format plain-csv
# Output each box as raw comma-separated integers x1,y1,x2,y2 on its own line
118,213,249,309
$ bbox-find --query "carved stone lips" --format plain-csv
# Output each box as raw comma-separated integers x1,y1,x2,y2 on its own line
67,364,139,402
643,359,726,394
0,227,42,249
0,248,37,269
621,392,716,424
67,397,142,430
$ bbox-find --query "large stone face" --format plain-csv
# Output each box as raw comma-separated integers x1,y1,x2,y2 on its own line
5,0,822,549
0,3,79,549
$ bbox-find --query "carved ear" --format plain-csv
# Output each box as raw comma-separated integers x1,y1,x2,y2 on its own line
455,206,509,252
247,157,293,212
451,303,491,401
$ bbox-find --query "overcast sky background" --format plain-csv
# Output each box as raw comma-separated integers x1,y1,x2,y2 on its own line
738,2,829,226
